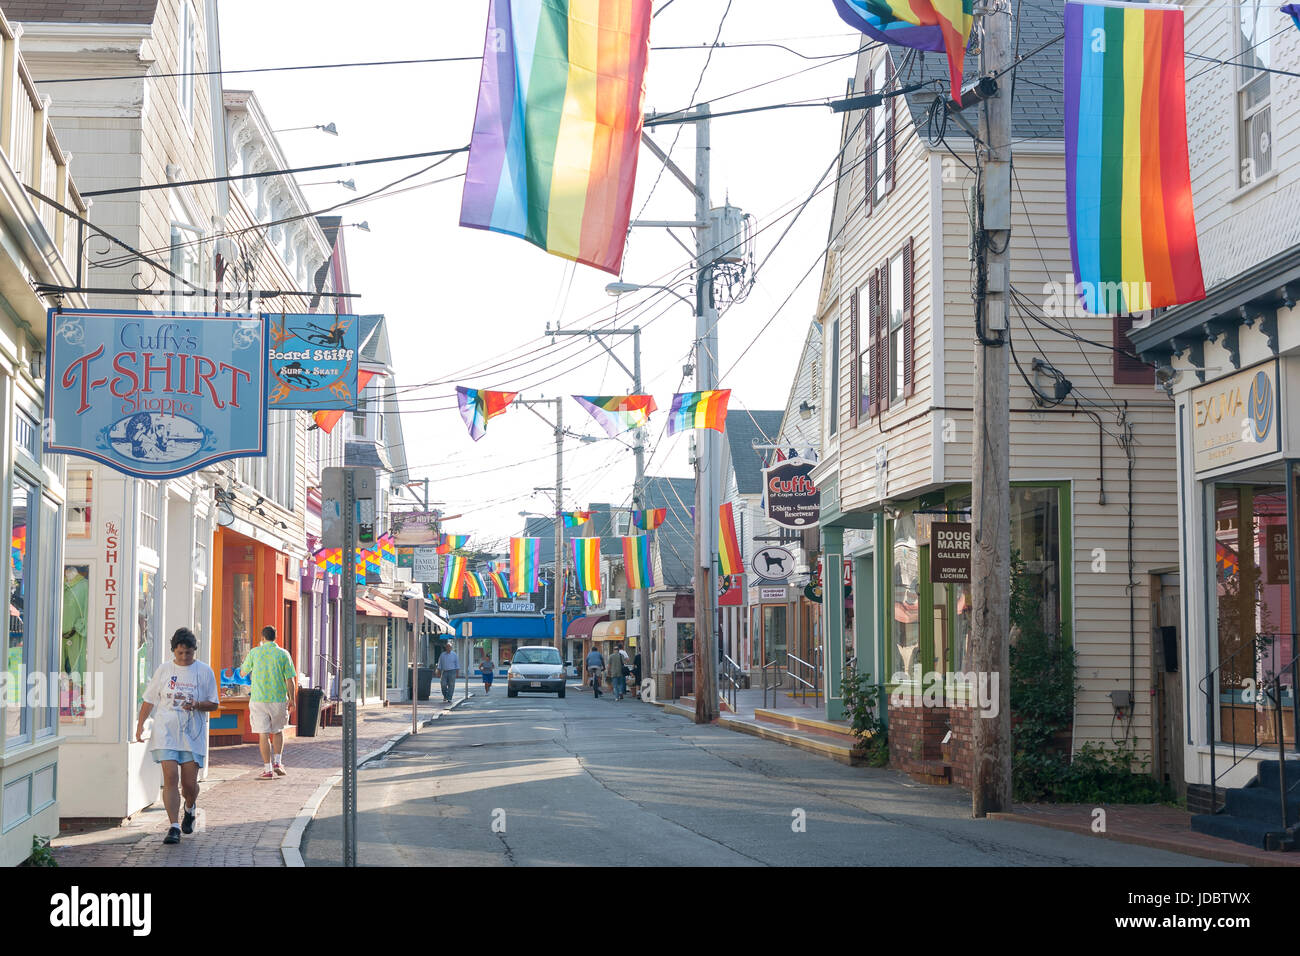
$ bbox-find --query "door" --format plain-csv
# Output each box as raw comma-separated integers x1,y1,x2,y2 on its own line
1151,572,1185,797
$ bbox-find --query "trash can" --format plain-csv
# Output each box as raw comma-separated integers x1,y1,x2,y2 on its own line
409,666,434,701
297,687,324,738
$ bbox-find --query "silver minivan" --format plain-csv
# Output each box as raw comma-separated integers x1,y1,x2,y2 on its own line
506,646,567,698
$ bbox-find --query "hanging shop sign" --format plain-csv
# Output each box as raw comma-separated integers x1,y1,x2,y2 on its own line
719,573,744,606
397,546,415,569
1191,360,1280,474
267,313,359,410
392,511,442,546
753,546,795,582
930,521,972,584
1266,525,1289,586
762,458,821,528
759,587,787,602
46,309,267,479
412,547,440,583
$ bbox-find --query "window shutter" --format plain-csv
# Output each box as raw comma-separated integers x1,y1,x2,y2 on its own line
879,259,891,412
864,67,875,217
1114,314,1155,385
868,269,881,418
884,62,896,196
849,287,860,428
903,237,915,398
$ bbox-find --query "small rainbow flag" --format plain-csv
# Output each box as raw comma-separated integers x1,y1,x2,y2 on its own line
487,570,511,599
621,535,654,589
562,510,595,528
456,386,519,441
832,0,973,103
437,534,470,555
459,0,653,275
666,390,731,435
466,571,486,599
1064,1,1204,313
510,537,540,594
632,508,666,531
718,502,743,576
573,395,658,437
572,536,601,592
442,554,467,597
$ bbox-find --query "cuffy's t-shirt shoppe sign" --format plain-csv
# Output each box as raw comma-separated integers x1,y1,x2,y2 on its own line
45,309,268,480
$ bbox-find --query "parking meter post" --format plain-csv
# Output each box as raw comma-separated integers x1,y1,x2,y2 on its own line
340,470,357,868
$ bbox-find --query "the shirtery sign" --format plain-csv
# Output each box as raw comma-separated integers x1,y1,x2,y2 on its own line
763,458,820,528
46,309,267,479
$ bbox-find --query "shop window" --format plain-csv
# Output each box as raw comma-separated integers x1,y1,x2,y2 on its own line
1236,2,1272,187
677,621,695,657
230,572,254,674
891,512,920,681
828,319,840,438
5,479,33,744
67,470,92,538
135,571,158,711
763,605,788,667
1010,486,1062,642
61,564,91,725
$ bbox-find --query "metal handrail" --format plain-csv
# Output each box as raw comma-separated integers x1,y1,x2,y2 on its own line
720,653,744,713
1197,632,1300,820
786,652,822,708
761,659,783,710
670,653,695,702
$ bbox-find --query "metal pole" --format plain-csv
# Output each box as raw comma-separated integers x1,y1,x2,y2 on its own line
555,398,565,655
693,102,719,723
341,470,357,867
410,618,417,735
632,327,652,690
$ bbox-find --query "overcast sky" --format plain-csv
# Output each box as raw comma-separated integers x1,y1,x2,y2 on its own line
220,0,859,553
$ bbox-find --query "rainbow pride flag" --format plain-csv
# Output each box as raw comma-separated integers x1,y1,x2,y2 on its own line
1064,1,1204,314
718,503,743,576
460,0,653,275
510,537,541,594
632,508,666,531
573,395,657,437
666,390,731,435
832,0,973,103
572,536,601,592
621,535,654,589
584,589,602,607
487,570,511,599
442,554,467,598
456,386,519,441
437,534,470,555
466,571,486,599
562,510,595,528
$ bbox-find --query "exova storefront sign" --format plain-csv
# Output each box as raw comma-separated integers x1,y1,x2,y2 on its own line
762,458,821,528
1191,360,1279,474
46,309,267,479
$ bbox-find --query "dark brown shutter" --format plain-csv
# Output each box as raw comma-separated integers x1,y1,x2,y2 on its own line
1114,314,1155,385
884,60,896,196
903,237,915,398
867,270,880,418
849,287,860,428
879,259,891,412
864,66,875,217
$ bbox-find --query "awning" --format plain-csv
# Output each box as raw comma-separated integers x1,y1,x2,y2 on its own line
356,596,392,617
591,620,626,642
367,593,408,617
425,609,454,634
565,613,609,640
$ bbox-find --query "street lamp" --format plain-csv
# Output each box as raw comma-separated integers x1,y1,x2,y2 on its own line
344,221,370,233
273,122,338,136
605,281,694,309
300,178,356,191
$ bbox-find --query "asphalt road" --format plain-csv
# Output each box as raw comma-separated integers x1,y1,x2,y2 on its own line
301,688,1227,867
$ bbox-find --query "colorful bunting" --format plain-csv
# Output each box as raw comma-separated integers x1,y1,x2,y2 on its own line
718,502,743,576
379,534,396,564
666,390,731,435
442,554,467,597
573,395,658,437
621,535,654,590
456,386,519,441
572,536,601,593
510,536,541,595
363,548,381,576
632,508,666,531
459,0,653,275
562,510,595,528
832,0,973,103
1064,1,1204,313
313,370,377,434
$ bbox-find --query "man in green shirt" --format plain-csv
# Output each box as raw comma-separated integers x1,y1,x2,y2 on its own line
239,625,297,779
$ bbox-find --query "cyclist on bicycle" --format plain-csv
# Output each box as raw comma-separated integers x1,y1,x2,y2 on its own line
585,644,606,698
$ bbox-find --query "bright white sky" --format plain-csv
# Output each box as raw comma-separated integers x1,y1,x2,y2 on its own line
220,0,858,553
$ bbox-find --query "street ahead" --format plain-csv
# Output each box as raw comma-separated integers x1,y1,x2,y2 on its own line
302,689,1225,867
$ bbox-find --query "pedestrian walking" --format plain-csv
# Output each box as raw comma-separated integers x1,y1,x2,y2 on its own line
631,650,642,691
438,642,460,702
239,625,297,780
479,657,494,694
585,644,605,697
608,643,629,701
134,628,219,845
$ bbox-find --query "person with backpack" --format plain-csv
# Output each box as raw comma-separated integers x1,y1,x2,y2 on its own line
585,644,605,697
608,643,630,701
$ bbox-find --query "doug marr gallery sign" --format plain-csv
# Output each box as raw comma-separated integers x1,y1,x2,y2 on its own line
930,521,972,584
46,309,267,480
762,458,820,528
1191,360,1279,474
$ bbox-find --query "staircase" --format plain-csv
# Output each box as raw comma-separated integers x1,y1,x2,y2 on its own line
1190,760,1300,850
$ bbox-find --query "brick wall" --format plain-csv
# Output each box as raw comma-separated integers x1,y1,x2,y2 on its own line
887,699,979,788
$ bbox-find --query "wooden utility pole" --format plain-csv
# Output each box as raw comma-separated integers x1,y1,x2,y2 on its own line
970,1,1013,816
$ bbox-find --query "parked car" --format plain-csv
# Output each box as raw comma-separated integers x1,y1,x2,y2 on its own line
507,646,568,698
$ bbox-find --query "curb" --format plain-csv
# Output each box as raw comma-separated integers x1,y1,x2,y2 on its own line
280,695,473,867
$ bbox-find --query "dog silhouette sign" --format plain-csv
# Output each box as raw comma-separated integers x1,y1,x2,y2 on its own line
753,546,795,581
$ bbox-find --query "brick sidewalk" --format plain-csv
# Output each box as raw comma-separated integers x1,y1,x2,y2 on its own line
53,698,464,867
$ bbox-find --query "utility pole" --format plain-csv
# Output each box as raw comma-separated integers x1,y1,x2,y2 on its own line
970,2,1013,816
548,327,649,677
692,102,720,724
518,397,565,654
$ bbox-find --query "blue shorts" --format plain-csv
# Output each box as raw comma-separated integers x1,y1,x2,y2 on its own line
152,749,206,768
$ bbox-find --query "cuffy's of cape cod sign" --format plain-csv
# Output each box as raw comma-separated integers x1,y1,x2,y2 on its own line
45,309,268,480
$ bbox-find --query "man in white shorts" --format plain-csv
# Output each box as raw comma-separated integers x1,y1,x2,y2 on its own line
239,625,297,779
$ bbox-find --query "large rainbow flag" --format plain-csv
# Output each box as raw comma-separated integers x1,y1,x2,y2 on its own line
718,503,743,576
442,554,468,598
562,510,595,528
621,535,654,589
632,508,666,531
459,0,653,275
832,0,973,103
466,571,487,599
456,386,519,441
487,570,511,599
510,536,541,594
666,390,731,435
573,395,657,437
572,536,601,592
1064,1,1204,314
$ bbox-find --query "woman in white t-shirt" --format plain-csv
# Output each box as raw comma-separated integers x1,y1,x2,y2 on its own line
134,628,219,846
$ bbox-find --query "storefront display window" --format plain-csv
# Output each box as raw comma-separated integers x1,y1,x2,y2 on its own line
1010,486,1061,641
6,480,33,743
677,622,695,656
230,572,254,674
61,564,90,724
891,512,920,680
763,605,788,667
136,571,156,710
